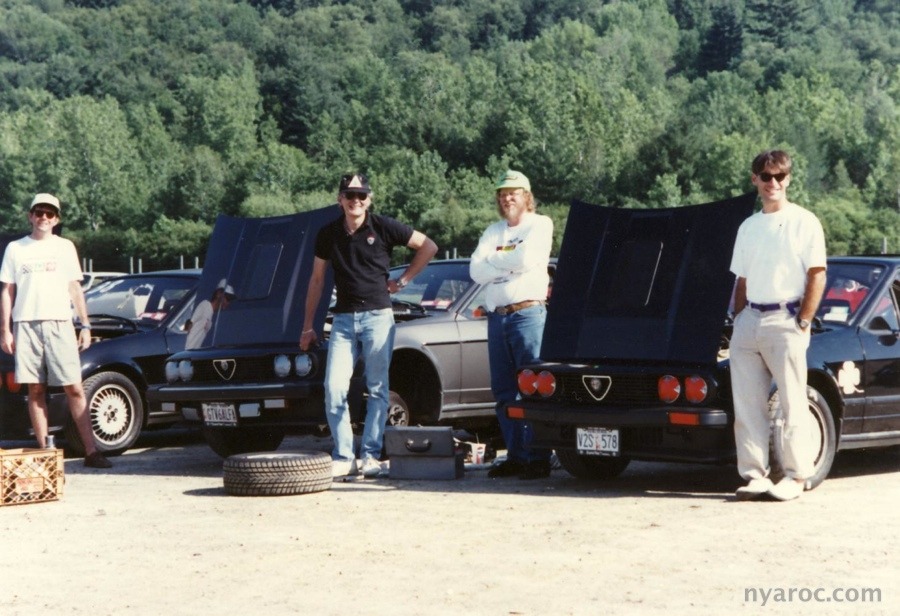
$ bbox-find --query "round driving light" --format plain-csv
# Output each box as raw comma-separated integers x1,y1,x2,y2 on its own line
658,375,681,404
294,353,313,377
684,376,708,403
536,371,556,397
273,354,291,378
517,369,538,395
178,360,194,381
165,361,180,383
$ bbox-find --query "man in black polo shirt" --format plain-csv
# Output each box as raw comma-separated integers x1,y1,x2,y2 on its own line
300,173,437,478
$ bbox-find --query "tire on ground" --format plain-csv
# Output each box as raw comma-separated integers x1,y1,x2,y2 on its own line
223,451,332,497
386,390,410,427
64,371,144,456
768,386,837,490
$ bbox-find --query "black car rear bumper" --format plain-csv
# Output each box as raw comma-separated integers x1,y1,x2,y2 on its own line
509,402,736,464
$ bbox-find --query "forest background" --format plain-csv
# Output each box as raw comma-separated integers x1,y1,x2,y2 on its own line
0,0,897,270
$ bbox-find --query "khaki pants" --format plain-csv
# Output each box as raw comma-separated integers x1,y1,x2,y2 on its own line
730,308,816,480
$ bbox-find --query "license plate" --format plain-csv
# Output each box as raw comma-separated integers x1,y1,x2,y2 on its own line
202,402,237,426
576,427,620,456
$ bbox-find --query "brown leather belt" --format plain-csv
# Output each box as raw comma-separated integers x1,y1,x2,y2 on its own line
494,300,544,316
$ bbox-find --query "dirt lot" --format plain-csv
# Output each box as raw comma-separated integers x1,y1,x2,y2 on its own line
1,429,897,616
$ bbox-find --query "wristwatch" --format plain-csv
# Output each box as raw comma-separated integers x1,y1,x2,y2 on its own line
797,316,811,330
396,277,408,289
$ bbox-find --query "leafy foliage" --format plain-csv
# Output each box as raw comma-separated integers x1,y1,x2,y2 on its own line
0,0,897,270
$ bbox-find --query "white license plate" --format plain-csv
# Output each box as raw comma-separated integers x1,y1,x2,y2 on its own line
202,402,237,426
576,427,620,456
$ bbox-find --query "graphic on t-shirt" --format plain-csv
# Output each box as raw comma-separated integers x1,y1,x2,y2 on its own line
22,260,58,274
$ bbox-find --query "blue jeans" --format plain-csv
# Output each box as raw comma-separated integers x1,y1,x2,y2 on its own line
325,308,395,461
487,304,550,464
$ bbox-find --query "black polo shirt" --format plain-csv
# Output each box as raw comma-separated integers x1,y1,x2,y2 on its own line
315,210,414,312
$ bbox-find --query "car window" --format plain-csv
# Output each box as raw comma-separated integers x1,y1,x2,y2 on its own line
86,276,197,321
390,262,474,310
820,263,885,324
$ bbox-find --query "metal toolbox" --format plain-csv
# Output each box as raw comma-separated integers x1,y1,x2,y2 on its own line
384,426,464,480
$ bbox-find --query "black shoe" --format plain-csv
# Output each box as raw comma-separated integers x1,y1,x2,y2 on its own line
487,459,525,478
84,451,112,469
519,459,552,480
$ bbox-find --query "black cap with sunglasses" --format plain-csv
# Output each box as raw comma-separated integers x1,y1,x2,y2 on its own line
338,174,372,195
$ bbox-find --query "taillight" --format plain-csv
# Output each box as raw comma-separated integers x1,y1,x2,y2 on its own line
5,371,21,393
517,369,538,395
684,376,708,403
535,371,556,397
658,375,680,403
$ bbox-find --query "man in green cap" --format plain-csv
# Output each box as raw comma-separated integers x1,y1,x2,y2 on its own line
470,170,554,479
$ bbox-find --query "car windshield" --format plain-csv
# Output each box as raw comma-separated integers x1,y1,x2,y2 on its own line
85,275,196,322
818,262,886,324
390,262,475,310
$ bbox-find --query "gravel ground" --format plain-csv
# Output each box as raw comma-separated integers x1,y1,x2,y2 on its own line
1,428,897,616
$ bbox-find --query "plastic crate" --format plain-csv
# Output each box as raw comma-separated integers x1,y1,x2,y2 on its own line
0,448,64,506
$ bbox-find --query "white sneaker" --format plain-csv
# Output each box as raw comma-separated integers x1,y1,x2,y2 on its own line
735,477,774,501
332,458,358,478
768,477,805,501
360,457,384,478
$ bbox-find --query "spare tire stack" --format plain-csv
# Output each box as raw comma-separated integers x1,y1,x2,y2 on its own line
223,451,332,496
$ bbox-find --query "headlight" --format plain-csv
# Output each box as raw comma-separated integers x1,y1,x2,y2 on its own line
273,354,291,378
165,361,180,383
178,360,194,381
294,353,313,377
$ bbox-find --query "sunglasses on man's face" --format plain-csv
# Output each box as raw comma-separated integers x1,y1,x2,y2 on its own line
342,192,369,201
31,208,58,219
758,172,788,183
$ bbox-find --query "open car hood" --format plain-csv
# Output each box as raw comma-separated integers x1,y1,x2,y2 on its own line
199,207,338,347
542,193,756,365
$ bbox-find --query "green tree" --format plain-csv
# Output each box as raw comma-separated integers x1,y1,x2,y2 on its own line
697,3,742,76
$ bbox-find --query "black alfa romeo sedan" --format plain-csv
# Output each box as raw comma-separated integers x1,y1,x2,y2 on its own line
508,194,900,488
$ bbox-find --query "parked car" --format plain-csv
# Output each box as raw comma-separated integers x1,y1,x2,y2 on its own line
81,270,127,290
147,207,555,457
508,194,900,489
0,269,201,454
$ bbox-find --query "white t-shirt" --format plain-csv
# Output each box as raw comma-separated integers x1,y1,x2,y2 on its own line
185,300,214,349
0,235,82,321
469,212,553,311
730,202,827,303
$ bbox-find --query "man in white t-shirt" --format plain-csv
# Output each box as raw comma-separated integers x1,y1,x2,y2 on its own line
470,170,553,480
0,193,111,468
729,151,826,501
184,278,234,349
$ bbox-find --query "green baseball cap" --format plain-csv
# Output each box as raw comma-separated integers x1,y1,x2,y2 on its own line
495,170,531,192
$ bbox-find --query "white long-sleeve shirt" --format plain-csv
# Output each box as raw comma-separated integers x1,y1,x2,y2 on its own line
469,212,553,311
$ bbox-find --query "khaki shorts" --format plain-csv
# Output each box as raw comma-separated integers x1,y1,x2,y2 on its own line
14,321,82,386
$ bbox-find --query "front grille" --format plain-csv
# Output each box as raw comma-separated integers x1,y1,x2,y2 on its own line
554,373,660,406
192,357,275,383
